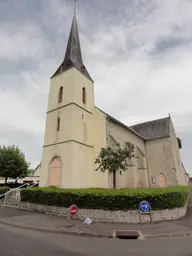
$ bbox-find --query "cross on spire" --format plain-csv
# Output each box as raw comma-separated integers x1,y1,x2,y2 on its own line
74,0,77,14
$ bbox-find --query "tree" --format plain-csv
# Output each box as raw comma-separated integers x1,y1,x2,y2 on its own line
0,145,30,184
27,169,35,176
95,141,135,189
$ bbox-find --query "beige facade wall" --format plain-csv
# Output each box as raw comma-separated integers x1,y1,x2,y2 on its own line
40,67,108,188
169,119,187,185
43,105,73,146
145,137,177,187
90,108,108,188
185,173,189,186
40,142,72,188
107,120,149,188
40,67,95,188
44,68,95,146
40,141,94,188
46,68,94,113
34,165,41,177
67,142,94,188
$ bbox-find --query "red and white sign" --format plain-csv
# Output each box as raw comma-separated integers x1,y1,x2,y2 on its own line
69,204,78,217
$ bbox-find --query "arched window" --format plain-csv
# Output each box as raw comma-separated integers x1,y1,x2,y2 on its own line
158,173,167,187
82,87,86,104
58,87,63,103
48,156,62,187
57,117,60,131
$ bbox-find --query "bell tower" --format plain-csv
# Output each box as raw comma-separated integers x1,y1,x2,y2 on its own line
40,13,95,188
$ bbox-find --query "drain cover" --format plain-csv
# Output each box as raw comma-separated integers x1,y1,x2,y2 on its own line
113,230,144,240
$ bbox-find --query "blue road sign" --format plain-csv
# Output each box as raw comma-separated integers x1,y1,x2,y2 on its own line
140,201,150,212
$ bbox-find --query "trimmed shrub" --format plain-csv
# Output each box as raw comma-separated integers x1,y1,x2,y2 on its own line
0,186,9,196
20,186,189,211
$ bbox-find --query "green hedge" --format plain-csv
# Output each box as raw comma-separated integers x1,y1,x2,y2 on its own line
20,186,189,211
0,187,9,196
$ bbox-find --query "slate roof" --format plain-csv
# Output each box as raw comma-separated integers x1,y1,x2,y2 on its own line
51,15,93,81
130,117,170,140
96,107,145,140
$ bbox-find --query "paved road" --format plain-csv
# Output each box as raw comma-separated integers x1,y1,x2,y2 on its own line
1,224,192,256
1,206,192,238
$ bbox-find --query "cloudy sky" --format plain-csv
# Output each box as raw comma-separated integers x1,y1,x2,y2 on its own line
0,0,192,174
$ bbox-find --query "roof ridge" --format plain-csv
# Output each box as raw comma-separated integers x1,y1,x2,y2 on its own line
131,116,169,128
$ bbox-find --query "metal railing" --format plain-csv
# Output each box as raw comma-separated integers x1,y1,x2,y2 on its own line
0,182,39,207
28,183,38,189
0,183,28,199
4,184,28,206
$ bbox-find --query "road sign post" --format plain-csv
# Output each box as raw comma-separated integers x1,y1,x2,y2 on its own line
69,204,78,218
139,201,152,223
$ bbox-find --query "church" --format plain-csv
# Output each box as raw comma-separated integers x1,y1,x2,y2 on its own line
39,14,189,189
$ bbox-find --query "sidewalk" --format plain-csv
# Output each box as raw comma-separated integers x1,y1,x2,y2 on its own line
0,206,192,239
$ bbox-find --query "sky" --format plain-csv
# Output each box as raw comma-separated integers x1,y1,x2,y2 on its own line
0,0,192,174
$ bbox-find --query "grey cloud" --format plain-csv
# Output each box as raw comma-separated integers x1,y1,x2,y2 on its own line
0,0,46,24
151,37,192,54
0,58,37,76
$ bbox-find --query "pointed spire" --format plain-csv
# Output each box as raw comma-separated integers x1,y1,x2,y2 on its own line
52,14,93,81
64,15,83,70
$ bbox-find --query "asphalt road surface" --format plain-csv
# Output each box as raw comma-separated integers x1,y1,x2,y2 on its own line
1,224,192,256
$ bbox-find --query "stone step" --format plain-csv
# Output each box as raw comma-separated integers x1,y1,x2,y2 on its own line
4,205,18,208
6,199,17,202
6,195,17,199
4,200,18,206
8,192,17,196
6,199,18,203
4,190,20,207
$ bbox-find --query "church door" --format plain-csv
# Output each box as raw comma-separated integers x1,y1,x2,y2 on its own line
158,173,166,187
48,156,62,187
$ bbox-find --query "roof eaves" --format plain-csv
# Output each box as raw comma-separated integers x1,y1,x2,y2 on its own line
145,135,170,141
96,107,146,140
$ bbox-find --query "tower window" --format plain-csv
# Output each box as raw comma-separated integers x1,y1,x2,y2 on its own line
81,65,85,73
82,87,86,104
57,117,60,131
58,87,63,103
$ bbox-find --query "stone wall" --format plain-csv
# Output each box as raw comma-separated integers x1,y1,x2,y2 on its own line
19,201,187,223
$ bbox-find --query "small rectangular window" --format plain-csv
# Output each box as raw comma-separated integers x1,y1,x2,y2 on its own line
82,87,86,104
57,117,60,131
58,87,63,103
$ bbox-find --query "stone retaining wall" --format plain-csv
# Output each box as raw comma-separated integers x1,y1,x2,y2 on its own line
19,201,187,223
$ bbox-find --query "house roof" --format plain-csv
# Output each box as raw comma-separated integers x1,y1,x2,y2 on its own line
130,117,170,140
